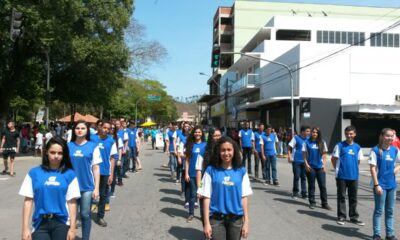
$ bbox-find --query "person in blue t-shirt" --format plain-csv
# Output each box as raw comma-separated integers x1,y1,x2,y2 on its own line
68,121,102,240
302,127,332,210
20,137,81,240
331,125,365,226
127,121,140,172
261,124,279,186
150,126,159,150
198,137,252,240
369,128,400,240
91,121,117,227
184,126,206,223
288,125,310,199
253,123,265,179
165,122,178,180
238,121,255,174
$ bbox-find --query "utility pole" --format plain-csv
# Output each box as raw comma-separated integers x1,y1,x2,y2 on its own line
45,50,50,128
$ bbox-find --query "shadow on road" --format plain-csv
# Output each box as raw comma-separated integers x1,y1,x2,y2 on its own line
297,209,337,221
154,167,170,172
264,189,291,198
161,207,187,218
160,188,181,196
158,177,175,183
160,196,185,206
321,224,370,240
273,197,309,207
153,173,171,177
168,226,204,240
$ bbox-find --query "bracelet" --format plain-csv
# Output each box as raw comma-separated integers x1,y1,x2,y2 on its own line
374,184,379,187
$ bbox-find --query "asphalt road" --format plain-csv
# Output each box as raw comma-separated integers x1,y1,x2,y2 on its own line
1,142,399,240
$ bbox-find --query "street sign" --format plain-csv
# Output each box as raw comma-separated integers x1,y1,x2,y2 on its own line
147,95,161,101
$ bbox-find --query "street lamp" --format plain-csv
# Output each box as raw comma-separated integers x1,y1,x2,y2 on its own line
222,51,295,136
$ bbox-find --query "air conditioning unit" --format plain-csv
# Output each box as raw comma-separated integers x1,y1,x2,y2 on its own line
396,95,400,101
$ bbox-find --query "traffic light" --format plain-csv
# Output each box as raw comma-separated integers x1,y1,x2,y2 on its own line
10,8,23,42
211,45,220,68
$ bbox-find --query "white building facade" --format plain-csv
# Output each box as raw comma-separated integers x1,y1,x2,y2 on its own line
223,16,400,148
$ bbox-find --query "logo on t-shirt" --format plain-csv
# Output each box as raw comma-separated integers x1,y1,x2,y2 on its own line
267,138,272,142
385,154,393,161
348,149,355,155
73,150,84,157
98,143,104,149
45,176,60,186
194,148,200,153
312,144,319,149
222,176,234,186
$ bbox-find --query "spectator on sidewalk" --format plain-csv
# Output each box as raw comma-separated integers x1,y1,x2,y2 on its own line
1,120,20,176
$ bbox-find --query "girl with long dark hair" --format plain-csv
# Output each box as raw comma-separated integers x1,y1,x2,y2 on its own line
20,137,80,240
184,126,206,223
198,137,252,240
68,121,101,240
302,127,331,210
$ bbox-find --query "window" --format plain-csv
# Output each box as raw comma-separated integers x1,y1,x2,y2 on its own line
360,33,365,46
370,33,376,47
376,33,382,47
276,29,311,41
328,31,335,43
317,30,365,46
382,33,388,47
354,32,359,46
323,31,328,43
335,31,341,43
395,34,399,47
317,31,322,43
341,31,347,44
347,32,353,45
388,33,394,47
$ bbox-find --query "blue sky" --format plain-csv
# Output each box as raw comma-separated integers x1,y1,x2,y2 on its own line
133,0,400,99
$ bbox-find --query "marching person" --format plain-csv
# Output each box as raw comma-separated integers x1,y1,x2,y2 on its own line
20,137,80,240
238,121,255,174
68,121,102,239
198,137,252,240
302,127,332,210
331,126,365,226
1,120,20,176
261,124,279,186
369,128,400,240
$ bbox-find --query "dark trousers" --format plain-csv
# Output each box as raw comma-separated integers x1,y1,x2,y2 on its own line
210,215,243,240
32,218,69,240
292,162,307,196
306,167,328,206
97,175,110,219
254,152,265,179
242,147,252,173
337,179,359,220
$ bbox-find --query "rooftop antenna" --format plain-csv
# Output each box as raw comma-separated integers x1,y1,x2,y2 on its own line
291,9,297,16
322,11,328,17
307,12,312,17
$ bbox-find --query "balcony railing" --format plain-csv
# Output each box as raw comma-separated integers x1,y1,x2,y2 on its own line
230,74,260,94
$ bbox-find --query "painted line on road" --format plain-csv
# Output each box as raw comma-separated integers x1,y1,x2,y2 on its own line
0,177,9,181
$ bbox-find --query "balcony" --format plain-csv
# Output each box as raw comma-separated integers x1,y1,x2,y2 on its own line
230,74,260,96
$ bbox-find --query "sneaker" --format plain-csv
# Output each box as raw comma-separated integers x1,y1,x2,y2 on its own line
96,218,107,227
309,204,316,209
105,203,110,211
264,180,271,186
322,204,332,211
187,215,194,223
1,170,7,175
180,192,184,199
291,193,299,200
175,179,180,185
301,193,308,199
117,182,124,186
386,236,398,240
372,235,381,240
273,181,280,187
194,202,199,209
122,174,129,178
76,219,81,229
350,219,365,226
336,218,345,225
184,202,189,209
110,193,116,198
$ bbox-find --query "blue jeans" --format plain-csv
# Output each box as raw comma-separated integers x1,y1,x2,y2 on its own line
123,150,130,174
97,175,109,219
169,153,177,174
373,187,396,237
188,177,198,215
242,147,253,173
78,191,93,240
292,162,307,196
129,146,137,171
306,168,328,206
264,155,277,182
32,218,69,240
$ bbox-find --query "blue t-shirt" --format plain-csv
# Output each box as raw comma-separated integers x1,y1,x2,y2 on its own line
91,134,117,176
68,141,100,191
127,128,138,147
333,141,362,180
240,129,254,148
289,135,308,164
262,133,277,156
19,166,80,232
188,142,207,177
151,129,158,138
168,130,176,152
303,139,328,169
370,146,399,190
179,133,188,145
201,166,252,216
254,131,263,152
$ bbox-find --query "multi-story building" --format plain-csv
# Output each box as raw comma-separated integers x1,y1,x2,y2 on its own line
200,0,400,148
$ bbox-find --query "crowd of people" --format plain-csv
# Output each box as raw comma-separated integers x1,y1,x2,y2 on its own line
1,118,400,239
